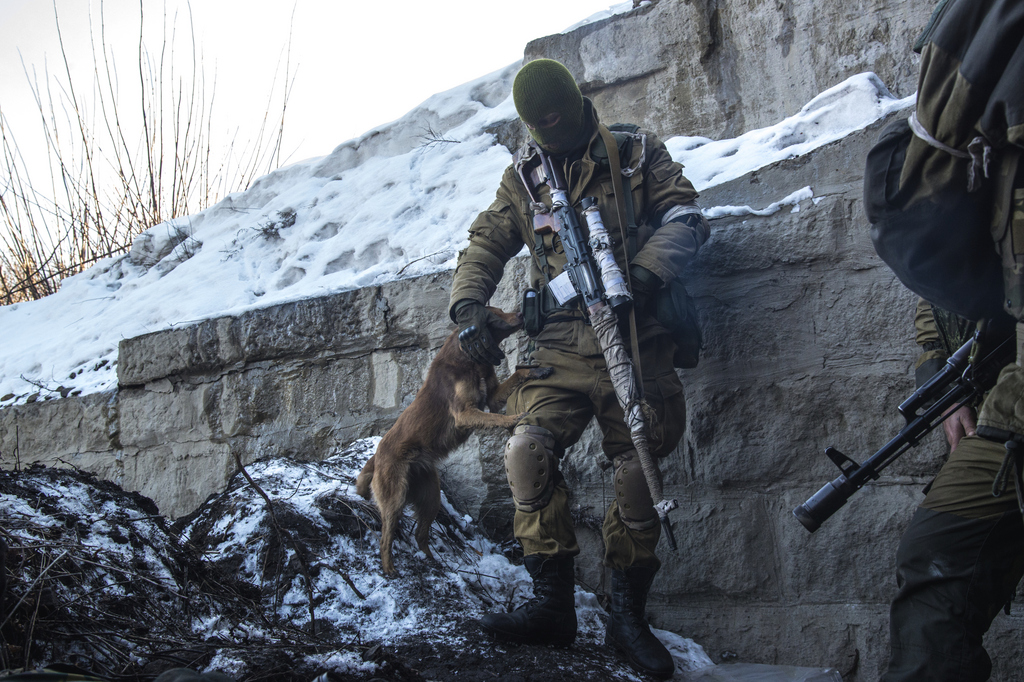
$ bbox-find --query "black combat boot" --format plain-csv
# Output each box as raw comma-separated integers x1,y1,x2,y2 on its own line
480,555,577,647
606,567,675,679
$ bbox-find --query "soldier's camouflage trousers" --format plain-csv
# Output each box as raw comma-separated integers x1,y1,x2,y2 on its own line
506,333,686,572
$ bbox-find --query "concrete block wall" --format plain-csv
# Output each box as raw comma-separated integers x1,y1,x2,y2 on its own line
529,0,931,140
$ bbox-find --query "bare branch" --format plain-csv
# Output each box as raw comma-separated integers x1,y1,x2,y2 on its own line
0,1,295,305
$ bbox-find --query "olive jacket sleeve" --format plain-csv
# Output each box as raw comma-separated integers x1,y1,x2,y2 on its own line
627,131,707,285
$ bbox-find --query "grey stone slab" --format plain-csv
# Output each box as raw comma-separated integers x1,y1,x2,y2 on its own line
120,441,235,517
117,286,388,386
0,392,118,470
528,0,930,141
775,484,916,602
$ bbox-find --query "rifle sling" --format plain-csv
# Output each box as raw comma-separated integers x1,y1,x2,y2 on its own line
599,124,645,398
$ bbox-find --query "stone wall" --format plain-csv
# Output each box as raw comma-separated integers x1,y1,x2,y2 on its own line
6,1,1024,680
529,0,932,140
0,269,518,517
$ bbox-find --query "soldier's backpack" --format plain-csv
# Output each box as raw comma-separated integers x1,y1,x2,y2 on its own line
865,117,1004,321
865,0,1024,322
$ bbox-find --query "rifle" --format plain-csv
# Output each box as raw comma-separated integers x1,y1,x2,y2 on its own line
537,154,631,315
535,150,680,549
793,321,1016,533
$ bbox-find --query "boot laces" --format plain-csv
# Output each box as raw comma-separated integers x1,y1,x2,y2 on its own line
614,581,647,629
519,570,571,613
625,599,646,629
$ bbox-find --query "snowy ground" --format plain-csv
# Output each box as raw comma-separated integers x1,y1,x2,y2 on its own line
0,70,911,406
0,438,841,680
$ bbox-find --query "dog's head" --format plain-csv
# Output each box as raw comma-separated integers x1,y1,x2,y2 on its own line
485,307,524,342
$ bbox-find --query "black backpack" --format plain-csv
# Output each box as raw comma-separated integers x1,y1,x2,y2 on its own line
865,117,1004,321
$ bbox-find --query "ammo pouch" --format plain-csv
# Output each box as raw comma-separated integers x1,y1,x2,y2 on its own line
522,286,583,337
866,117,1004,321
523,288,542,337
655,279,702,369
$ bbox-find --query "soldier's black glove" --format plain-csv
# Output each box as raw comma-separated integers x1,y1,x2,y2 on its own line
629,265,662,314
454,300,505,365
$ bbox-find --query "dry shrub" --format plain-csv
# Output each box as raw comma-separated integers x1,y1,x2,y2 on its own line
0,1,295,305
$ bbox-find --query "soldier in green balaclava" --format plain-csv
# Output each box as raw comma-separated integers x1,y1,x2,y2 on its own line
512,58,588,154
450,58,710,679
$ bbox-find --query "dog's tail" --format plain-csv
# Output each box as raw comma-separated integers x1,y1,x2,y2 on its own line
355,455,374,500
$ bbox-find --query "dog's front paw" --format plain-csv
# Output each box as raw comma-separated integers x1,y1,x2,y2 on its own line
506,412,526,430
528,366,554,380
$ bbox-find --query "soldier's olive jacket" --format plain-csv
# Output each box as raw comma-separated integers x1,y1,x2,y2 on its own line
449,100,706,357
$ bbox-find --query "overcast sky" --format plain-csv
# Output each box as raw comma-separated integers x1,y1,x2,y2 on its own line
0,0,618,169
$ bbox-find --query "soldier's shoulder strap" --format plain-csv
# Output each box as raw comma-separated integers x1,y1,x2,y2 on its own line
609,122,641,134
512,141,547,206
511,140,556,282
593,123,648,254
591,123,644,173
511,140,538,172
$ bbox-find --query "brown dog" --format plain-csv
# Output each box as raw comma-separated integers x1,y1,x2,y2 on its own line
356,307,552,576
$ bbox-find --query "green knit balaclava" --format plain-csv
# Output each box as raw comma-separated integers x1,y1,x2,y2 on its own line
513,59,585,152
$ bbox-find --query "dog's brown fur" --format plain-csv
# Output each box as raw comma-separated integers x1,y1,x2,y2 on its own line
356,308,552,576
